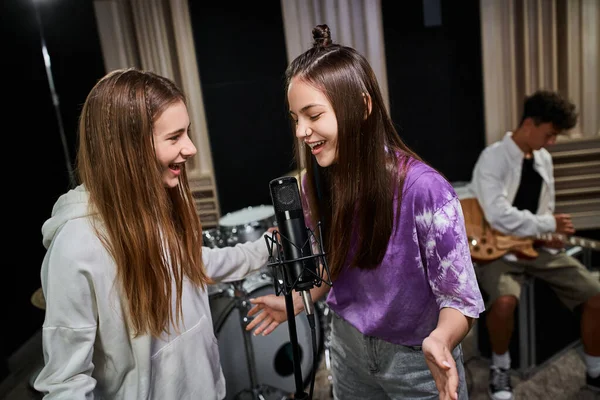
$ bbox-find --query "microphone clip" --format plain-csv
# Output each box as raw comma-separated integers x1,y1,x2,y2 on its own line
263,221,332,297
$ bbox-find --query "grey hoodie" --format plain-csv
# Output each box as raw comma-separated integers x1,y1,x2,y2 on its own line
34,184,269,399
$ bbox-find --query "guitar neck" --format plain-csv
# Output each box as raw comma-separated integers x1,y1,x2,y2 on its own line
535,233,600,251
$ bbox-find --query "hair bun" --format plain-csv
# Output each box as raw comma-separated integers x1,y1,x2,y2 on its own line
312,24,332,48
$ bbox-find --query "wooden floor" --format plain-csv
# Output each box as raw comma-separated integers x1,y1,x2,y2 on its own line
2,325,599,400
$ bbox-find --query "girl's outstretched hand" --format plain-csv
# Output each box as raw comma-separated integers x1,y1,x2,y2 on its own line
246,294,288,336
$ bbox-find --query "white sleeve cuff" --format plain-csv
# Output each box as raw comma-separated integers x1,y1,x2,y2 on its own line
539,214,556,233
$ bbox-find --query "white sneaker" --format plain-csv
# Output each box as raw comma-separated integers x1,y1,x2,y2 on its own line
488,365,513,400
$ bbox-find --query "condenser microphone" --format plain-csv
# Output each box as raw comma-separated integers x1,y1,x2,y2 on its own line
269,176,318,315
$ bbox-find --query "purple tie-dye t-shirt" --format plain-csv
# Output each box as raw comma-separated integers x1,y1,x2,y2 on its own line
302,160,484,346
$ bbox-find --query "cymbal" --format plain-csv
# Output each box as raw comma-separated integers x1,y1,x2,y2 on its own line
31,287,46,310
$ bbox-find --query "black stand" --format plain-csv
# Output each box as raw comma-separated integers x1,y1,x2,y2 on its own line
284,292,308,400
221,279,287,400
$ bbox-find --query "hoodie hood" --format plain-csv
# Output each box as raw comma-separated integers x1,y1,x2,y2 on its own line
42,184,93,249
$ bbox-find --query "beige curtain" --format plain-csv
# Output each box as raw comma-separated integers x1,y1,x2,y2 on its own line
480,0,599,145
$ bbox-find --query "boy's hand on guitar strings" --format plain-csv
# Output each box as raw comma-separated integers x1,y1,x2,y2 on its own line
541,237,566,249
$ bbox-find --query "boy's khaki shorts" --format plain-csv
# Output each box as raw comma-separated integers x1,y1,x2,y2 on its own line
477,250,600,310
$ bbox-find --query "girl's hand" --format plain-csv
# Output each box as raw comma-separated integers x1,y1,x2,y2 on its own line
245,294,288,336
422,335,459,400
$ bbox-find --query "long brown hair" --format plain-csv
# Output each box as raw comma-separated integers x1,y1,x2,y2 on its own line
76,68,209,337
286,25,422,280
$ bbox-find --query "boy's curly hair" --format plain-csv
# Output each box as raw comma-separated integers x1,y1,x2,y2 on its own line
520,90,578,131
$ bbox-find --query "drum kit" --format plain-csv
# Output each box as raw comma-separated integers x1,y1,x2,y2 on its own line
205,205,332,400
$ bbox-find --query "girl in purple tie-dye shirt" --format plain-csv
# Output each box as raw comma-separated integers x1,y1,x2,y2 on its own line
247,24,484,400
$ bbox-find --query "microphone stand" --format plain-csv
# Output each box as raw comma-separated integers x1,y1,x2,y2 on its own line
264,223,332,400
284,292,307,400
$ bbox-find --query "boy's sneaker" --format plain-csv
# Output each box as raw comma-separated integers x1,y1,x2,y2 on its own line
587,373,600,392
489,365,513,400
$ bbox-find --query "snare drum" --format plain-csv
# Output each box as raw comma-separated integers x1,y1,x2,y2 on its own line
209,272,324,399
219,205,276,245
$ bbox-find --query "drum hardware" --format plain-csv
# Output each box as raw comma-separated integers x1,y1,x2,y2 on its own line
232,279,262,398
315,301,334,396
209,271,324,400
202,227,227,249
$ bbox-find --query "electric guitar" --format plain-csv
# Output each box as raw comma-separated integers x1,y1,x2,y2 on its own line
459,197,600,263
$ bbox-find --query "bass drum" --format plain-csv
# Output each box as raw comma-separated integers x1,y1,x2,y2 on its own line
209,273,324,399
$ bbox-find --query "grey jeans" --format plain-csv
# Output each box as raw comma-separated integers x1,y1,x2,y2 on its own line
330,313,468,400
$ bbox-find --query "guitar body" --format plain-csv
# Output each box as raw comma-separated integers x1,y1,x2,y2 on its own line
460,197,599,263
460,198,538,263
